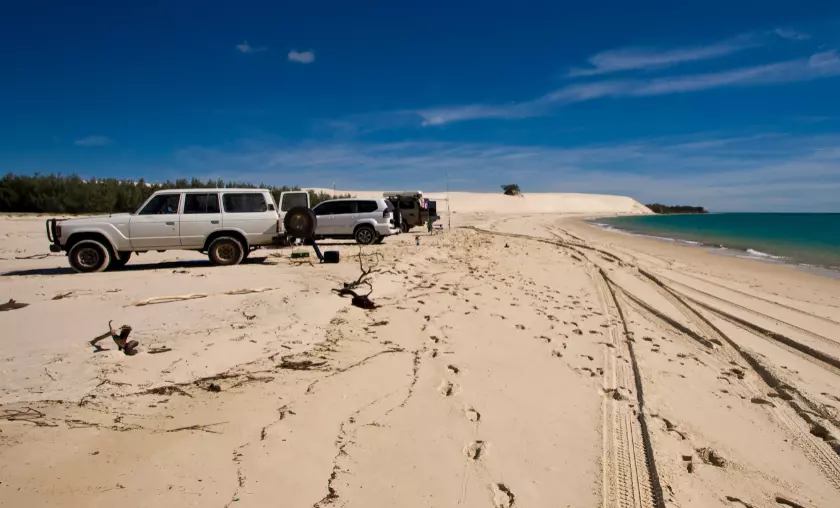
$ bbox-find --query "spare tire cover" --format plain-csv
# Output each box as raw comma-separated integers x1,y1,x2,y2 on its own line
284,207,317,239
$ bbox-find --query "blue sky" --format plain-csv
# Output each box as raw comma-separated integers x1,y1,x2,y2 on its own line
2,0,840,211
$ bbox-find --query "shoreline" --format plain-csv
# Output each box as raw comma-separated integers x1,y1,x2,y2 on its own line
585,217,840,280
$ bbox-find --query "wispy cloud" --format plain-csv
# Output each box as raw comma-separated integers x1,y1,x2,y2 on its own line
288,50,315,64
418,50,840,125
774,28,811,41
74,135,111,147
568,34,759,77
236,41,267,54
172,133,840,211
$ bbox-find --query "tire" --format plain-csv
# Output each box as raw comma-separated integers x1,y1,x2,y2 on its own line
208,237,245,266
284,207,317,239
68,239,112,273
108,251,132,270
401,221,411,233
355,226,377,245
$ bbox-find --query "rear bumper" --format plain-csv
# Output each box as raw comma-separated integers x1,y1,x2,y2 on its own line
375,224,400,236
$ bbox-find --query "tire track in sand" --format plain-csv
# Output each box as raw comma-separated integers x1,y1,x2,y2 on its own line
620,268,840,490
590,265,664,508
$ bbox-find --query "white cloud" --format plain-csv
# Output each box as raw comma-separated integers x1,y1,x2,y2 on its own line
288,50,315,64
568,34,759,77
417,50,840,126
172,133,840,212
236,41,267,54
774,28,810,41
74,136,111,147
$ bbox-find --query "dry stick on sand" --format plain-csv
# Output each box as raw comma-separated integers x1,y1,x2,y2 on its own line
332,248,383,309
0,299,29,311
128,288,277,307
15,253,53,260
1,407,58,427
166,422,227,434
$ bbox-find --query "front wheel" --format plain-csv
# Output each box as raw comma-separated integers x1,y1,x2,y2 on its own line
208,237,245,266
108,251,132,270
68,239,112,273
354,226,376,245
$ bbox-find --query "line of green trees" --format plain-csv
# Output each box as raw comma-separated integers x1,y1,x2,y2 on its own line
0,173,350,214
645,203,708,214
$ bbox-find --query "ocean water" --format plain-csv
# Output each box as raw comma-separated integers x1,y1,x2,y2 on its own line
593,213,840,272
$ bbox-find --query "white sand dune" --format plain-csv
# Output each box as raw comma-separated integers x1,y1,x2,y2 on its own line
307,189,653,215
1,197,839,508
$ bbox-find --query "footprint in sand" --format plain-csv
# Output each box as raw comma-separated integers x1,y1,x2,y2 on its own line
750,397,775,407
724,496,755,508
438,380,454,396
492,483,515,508
465,407,481,422
447,365,460,374
464,440,485,460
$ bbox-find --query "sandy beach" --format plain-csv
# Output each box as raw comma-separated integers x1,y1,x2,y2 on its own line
2,194,840,508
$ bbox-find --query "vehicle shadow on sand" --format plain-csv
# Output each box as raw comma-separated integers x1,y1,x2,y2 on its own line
1,257,271,277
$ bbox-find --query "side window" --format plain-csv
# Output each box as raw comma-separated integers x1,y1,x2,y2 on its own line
332,201,356,214
357,201,377,213
399,200,414,210
222,193,268,213
139,194,181,215
314,202,336,216
183,193,220,214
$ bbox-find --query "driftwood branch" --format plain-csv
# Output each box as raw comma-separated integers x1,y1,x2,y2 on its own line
166,422,227,434
332,248,383,308
1,407,58,427
0,299,29,312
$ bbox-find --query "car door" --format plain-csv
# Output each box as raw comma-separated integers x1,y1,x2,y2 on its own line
399,199,418,226
329,201,358,235
129,193,183,249
221,192,276,245
278,191,310,229
179,193,221,247
312,201,337,235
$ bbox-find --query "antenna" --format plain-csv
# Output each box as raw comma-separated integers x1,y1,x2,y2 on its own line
446,172,451,230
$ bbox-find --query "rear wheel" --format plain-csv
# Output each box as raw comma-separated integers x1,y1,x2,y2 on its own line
401,221,411,233
208,237,245,266
108,251,132,270
355,226,376,245
68,239,112,273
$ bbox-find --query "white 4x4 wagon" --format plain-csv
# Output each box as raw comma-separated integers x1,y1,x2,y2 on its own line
46,188,309,273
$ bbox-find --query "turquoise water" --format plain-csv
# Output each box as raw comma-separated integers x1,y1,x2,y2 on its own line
594,214,840,271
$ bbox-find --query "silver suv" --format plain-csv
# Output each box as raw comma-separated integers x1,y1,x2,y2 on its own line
311,198,400,244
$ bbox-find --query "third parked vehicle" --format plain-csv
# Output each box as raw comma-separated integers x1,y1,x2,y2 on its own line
311,198,400,244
